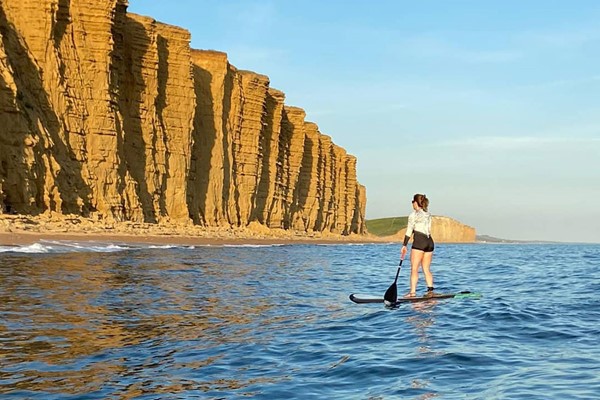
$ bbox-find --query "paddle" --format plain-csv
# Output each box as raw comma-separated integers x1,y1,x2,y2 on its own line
383,259,403,305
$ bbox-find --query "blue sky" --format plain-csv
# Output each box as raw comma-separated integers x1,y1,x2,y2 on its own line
128,1,600,242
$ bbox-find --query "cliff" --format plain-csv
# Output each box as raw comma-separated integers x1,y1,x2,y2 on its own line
396,216,476,243
0,0,366,235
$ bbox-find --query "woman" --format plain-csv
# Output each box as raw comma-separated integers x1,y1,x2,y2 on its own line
401,193,435,297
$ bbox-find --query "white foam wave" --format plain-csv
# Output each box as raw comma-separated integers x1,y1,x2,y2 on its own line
0,240,193,254
146,244,196,250
0,243,52,254
315,242,373,246
221,243,287,248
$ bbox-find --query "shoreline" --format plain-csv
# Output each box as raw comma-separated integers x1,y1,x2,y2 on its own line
0,214,388,247
0,231,387,247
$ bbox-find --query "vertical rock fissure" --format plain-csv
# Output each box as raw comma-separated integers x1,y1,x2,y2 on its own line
155,33,169,218
119,17,155,222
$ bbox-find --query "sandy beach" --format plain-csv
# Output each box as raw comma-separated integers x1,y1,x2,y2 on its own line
0,231,384,247
0,214,388,247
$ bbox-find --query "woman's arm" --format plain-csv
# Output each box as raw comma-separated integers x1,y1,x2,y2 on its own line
401,212,416,257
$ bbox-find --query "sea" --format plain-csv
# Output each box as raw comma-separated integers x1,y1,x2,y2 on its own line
1,240,599,399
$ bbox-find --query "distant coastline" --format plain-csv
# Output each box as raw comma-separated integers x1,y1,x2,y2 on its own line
365,216,476,243
476,234,567,244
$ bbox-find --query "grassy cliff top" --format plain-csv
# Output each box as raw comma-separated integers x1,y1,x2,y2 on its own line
365,217,408,237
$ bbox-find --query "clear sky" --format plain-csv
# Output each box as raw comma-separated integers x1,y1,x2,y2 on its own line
128,1,600,243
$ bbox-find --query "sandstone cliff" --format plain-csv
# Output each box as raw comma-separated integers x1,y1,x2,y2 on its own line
0,0,366,235
396,216,476,243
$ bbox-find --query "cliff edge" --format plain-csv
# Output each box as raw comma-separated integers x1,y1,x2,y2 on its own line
395,216,476,243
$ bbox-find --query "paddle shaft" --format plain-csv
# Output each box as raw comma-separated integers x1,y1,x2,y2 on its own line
393,259,403,283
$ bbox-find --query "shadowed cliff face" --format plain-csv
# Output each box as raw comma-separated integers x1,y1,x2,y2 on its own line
113,12,194,223
253,88,285,225
0,0,367,234
0,0,125,217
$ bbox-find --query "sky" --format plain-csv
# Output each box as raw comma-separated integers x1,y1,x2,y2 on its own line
128,1,600,243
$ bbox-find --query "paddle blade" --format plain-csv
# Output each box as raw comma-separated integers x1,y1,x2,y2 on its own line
383,282,397,305
383,260,403,305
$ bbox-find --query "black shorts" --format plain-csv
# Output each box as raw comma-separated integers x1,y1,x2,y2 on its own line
412,231,434,252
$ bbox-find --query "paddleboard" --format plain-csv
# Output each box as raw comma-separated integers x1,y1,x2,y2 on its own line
349,291,481,305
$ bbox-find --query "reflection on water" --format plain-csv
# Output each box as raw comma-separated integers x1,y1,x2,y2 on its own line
406,301,436,353
0,249,297,397
404,301,439,400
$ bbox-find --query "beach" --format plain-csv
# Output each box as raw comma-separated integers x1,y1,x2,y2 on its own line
0,214,385,247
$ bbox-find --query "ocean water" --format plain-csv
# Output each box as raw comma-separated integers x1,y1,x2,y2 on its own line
1,240,599,399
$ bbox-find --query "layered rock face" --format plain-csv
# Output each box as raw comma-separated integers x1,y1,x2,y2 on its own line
0,0,366,234
431,216,476,242
397,216,476,243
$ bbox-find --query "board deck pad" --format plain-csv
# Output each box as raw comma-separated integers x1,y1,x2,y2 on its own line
349,291,481,304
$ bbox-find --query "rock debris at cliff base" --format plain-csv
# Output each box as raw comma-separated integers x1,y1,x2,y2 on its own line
0,0,366,235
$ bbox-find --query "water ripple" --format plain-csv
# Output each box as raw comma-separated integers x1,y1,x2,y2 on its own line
1,243,599,398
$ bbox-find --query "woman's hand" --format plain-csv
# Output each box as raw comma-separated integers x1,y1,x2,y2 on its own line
401,245,407,260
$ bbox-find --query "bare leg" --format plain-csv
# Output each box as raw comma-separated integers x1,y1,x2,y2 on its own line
422,251,434,288
409,249,424,295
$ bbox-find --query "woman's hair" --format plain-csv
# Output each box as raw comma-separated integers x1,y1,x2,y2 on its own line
413,193,429,212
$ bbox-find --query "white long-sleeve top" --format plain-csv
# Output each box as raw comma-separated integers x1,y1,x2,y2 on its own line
405,209,432,238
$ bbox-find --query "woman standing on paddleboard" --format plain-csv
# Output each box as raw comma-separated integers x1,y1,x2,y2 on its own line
401,194,435,297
